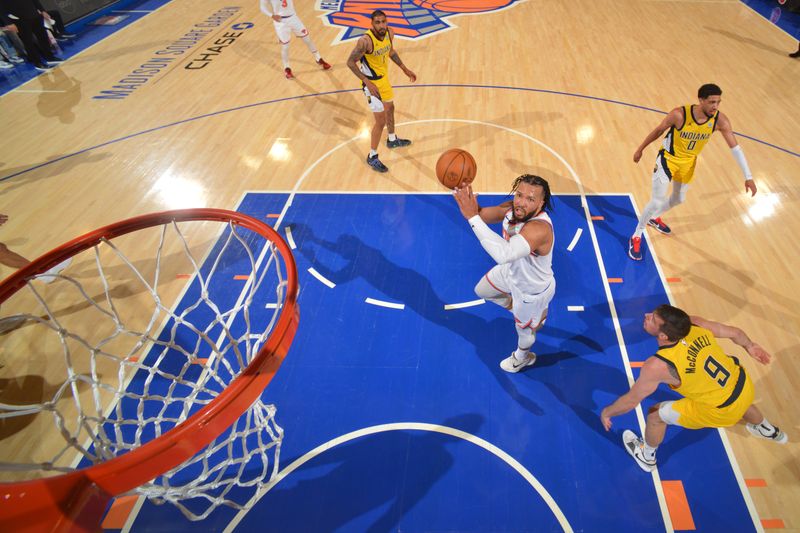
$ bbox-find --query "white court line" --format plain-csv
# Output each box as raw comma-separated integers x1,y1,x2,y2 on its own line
265,303,278,309
365,297,405,310
225,423,573,533
224,120,677,532
245,119,672,530
284,226,296,250
566,228,583,252
221,109,763,529
567,306,584,312
307,267,335,288
161,119,688,533
444,299,485,310
626,193,764,532
503,130,674,531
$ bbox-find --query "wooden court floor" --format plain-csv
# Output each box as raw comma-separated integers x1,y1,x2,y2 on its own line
1,0,798,529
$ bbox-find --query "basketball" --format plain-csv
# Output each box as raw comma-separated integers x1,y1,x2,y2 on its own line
435,149,477,189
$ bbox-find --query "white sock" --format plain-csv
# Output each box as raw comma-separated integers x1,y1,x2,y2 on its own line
369,149,378,158
388,133,397,141
514,347,530,362
756,418,777,434
643,442,657,460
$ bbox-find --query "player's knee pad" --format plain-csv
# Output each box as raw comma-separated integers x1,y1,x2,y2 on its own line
475,276,510,306
474,276,495,299
657,401,681,425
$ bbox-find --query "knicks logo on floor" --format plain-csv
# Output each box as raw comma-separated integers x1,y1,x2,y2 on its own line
317,0,524,42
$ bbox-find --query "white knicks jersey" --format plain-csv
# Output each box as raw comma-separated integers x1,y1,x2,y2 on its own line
261,0,296,17
501,210,554,294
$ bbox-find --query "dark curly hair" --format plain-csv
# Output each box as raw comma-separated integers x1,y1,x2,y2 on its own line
510,174,552,213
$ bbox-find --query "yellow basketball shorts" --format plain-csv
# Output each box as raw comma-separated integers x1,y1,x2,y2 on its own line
656,151,698,185
362,77,394,112
664,376,755,430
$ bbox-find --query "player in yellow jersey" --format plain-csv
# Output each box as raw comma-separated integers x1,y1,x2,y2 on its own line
600,304,787,472
628,84,758,260
346,10,417,173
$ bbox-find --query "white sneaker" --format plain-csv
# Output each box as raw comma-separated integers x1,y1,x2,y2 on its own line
746,423,788,444
499,351,536,373
622,430,657,472
36,257,72,284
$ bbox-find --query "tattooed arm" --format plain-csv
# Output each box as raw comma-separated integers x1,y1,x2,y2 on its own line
388,28,416,82
346,35,381,97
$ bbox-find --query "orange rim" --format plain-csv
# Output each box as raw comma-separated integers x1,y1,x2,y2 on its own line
0,209,299,532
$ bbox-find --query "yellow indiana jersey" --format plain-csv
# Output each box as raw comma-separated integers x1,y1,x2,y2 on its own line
654,325,746,407
661,105,718,161
359,29,392,81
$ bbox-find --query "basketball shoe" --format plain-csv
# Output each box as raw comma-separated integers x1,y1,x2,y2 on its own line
386,138,412,148
500,351,536,373
628,236,642,261
367,154,388,173
647,217,671,235
746,423,788,444
317,58,331,70
284,67,294,79
622,430,657,472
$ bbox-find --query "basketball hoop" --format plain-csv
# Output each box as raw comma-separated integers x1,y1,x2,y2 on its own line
0,209,299,532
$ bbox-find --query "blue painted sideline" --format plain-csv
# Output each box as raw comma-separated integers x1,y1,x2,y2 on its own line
740,0,800,39
0,0,173,96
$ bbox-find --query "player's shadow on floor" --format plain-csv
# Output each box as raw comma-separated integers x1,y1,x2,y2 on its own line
289,222,707,467
288,223,549,417
535,347,703,462
239,413,484,532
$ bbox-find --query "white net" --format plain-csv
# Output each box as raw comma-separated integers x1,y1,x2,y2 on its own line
0,214,296,520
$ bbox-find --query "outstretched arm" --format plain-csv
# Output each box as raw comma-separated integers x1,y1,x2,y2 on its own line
716,113,757,197
453,186,530,264
690,315,771,364
633,108,682,163
453,186,509,223
601,357,668,431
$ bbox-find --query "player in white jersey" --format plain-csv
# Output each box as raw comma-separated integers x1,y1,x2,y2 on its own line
453,174,555,373
259,0,331,79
